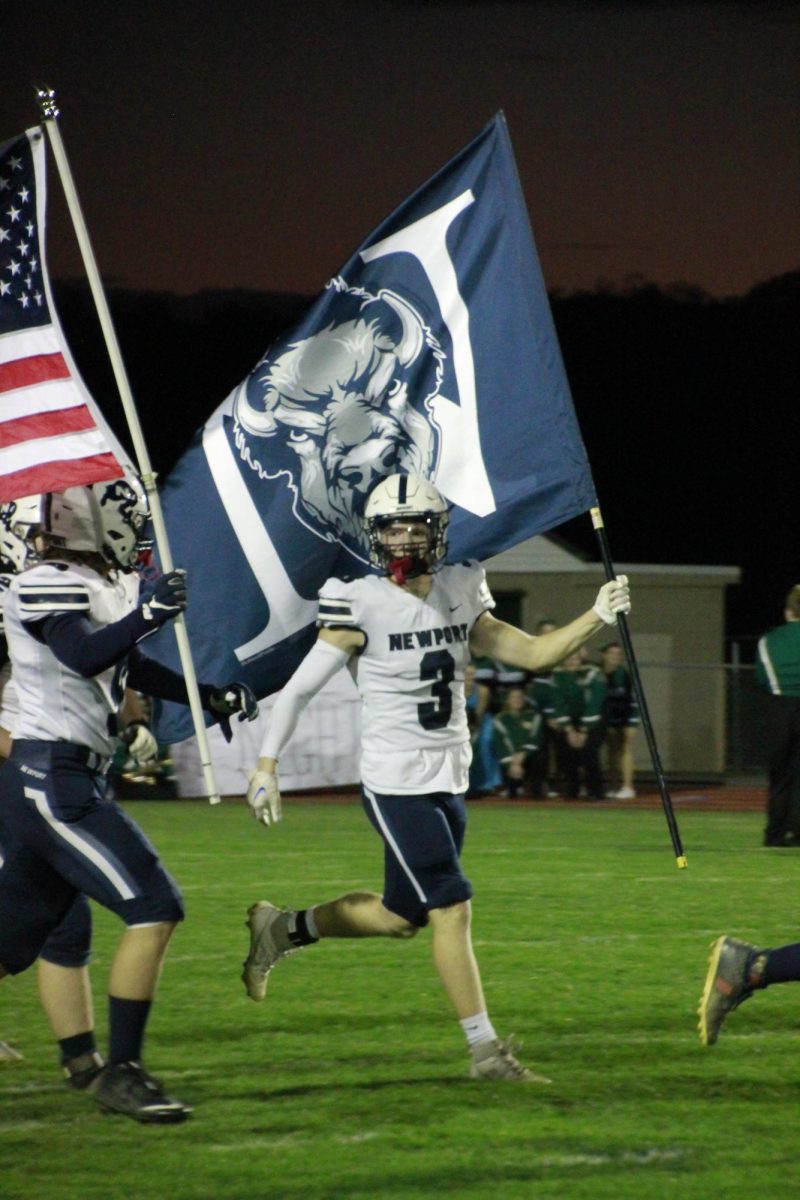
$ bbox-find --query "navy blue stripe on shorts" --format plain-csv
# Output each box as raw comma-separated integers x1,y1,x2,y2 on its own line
361,785,473,926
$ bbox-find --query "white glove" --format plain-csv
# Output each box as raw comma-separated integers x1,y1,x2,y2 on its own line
247,770,283,827
593,575,631,625
125,723,159,766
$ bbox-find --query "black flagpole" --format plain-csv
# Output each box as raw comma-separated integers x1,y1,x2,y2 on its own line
590,506,687,869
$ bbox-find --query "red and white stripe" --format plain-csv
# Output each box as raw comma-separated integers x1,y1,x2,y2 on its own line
0,320,123,502
0,128,125,503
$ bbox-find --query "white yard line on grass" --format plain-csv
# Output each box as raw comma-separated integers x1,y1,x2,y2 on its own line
538,1147,685,1168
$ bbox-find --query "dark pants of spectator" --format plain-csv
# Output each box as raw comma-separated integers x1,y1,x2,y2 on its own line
521,748,547,798
501,758,537,799
764,696,800,843
525,737,553,798
556,727,605,801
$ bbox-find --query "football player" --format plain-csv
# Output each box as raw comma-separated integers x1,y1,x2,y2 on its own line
0,479,258,1122
241,473,630,1081
0,497,161,1089
1,495,100,1083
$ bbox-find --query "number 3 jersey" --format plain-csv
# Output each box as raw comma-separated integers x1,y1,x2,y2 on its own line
317,562,495,795
4,560,140,757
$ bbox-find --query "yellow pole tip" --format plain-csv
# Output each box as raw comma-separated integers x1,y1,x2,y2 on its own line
676,856,688,870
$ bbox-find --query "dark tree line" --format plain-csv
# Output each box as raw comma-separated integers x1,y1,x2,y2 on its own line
51,272,800,646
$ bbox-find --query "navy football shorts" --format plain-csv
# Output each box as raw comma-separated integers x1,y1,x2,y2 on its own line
361,785,473,926
38,893,93,969
0,741,184,975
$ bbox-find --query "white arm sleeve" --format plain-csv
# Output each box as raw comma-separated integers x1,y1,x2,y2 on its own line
260,638,351,760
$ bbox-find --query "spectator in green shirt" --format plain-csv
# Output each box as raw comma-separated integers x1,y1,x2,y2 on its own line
552,652,606,801
493,686,542,798
756,584,800,847
600,641,639,799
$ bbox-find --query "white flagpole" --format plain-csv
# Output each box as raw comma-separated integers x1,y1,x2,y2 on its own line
37,88,223,805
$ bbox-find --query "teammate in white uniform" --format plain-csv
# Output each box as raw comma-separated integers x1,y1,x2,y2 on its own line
0,480,258,1122
240,474,631,1081
0,496,161,1085
1,496,97,1075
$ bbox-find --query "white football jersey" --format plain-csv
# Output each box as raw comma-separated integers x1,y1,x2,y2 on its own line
317,563,495,794
4,560,140,757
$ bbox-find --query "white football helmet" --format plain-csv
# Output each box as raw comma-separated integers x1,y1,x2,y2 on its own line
42,477,150,571
363,474,450,578
0,495,42,573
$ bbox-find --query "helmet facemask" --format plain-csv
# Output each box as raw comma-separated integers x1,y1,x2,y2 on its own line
368,513,449,584
363,474,450,584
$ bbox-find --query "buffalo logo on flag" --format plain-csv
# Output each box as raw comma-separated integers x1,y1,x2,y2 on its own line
232,281,443,563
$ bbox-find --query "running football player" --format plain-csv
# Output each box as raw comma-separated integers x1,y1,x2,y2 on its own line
242,474,630,1080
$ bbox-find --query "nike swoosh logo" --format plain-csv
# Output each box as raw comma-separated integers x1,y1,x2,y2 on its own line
449,604,461,612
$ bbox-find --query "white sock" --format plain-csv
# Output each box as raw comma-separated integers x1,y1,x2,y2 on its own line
460,1011,496,1049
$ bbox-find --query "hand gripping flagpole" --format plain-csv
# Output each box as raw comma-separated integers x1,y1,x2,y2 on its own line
590,506,687,868
37,88,223,805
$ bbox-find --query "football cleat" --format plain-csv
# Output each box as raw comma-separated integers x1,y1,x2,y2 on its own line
0,1040,23,1062
241,901,294,1001
698,935,758,1046
91,1061,192,1123
469,1036,551,1083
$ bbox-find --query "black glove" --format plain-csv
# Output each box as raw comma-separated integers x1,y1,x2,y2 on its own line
141,570,187,627
208,682,258,742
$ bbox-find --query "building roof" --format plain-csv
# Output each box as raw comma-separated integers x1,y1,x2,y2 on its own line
484,535,740,582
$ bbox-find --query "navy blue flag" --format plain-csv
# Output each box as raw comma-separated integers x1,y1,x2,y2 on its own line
151,112,597,742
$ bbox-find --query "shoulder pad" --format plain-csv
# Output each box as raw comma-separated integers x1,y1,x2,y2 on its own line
17,565,91,620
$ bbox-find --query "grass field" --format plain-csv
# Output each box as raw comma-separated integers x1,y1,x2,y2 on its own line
2,797,799,1200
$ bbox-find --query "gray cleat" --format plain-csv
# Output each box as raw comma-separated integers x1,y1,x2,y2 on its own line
469,1036,551,1082
241,901,294,1001
698,935,758,1046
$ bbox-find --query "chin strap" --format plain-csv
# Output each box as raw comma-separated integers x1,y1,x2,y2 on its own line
388,555,414,585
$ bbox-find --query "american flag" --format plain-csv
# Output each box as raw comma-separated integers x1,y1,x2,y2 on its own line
0,127,124,503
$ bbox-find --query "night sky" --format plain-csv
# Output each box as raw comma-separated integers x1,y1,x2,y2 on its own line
5,0,798,298
3,0,799,641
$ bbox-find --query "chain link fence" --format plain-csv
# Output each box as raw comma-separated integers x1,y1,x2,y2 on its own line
725,661,770,775
624,654,767,780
